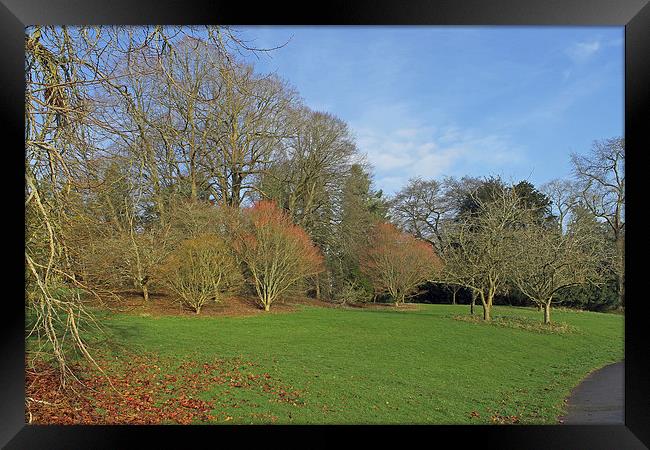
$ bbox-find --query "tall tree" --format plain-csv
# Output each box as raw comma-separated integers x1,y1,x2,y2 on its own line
571,137,625,307
332,164,389,298
211,64,296,207
24,25,284,380
258,107,357,251
389,178,449,252
511,180,555,227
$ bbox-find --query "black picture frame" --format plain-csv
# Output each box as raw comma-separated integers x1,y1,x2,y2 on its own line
3,1,648,448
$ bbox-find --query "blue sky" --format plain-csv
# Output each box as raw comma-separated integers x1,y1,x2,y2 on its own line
235,26,624,195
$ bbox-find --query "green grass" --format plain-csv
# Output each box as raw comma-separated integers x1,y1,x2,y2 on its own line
58,304,624,424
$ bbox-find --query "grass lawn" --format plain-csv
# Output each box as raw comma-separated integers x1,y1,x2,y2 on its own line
28,303,623,424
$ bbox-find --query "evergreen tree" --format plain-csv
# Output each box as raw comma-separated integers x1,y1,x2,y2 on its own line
331,164,388,300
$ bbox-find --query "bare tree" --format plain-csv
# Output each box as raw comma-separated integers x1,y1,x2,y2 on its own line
390,176,482,308
157,235,242,314
440,186,526,321
541,178,578,234
390,178,447,252
571,137,625,307
257,107,361,297
445,283,463,305
260,107,357,241
24,25,282,380
510,212,607,323
70,169,176,304
206,64,296,207
390,176,484,252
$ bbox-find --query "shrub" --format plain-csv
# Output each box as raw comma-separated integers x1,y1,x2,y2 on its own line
158,234,242,314
338,279,374,305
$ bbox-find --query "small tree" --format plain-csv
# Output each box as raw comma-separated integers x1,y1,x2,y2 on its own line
236,200,325,311
158,235,242,314
441,187,524,321
361,223,443,306
510,217,606,324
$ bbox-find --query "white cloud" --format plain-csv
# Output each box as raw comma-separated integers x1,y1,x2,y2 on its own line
395,127,422,139
566,39,601,63
372,151,413,170
352,120,525,195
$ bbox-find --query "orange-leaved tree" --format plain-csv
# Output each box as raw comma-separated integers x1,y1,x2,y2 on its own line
361,222,443,306
235,200,325,311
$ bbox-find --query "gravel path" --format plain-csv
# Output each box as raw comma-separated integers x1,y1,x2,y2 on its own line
559,361,624,424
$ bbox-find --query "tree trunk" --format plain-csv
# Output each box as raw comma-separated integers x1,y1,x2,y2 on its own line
452,289,457,305
543,302,551,324
482,291,492,321
231,171,242,208
142,283,149,303
315,276,321,300
196,306,202,315
537,303,542,312
482,304,491,321
618,277,624,309
617,234,625,308
470,291,476,315
264,303,270,312
190,144,197,203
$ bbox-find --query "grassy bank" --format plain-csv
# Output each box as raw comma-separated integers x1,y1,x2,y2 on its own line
27,303,623,424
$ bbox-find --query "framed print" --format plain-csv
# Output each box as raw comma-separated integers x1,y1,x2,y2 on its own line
3,0,649,448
